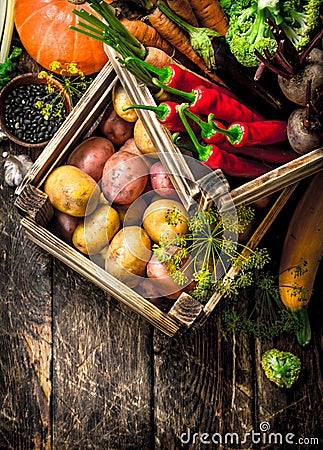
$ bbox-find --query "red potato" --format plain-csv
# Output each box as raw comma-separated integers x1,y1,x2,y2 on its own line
119,138,143,157
150,161,178,199
52,210,82,243
99,104,135,146
147,252,193,300
67,136,115,182
102,151,149,205
120,138,156,171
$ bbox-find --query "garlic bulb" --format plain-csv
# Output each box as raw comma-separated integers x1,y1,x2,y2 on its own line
3,152,33,187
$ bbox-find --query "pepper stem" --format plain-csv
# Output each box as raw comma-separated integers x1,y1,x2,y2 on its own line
123,57,172,83
171,133,197,152
152,78,195,103
176,104,212,161
183,109,238,142
123,103,169,120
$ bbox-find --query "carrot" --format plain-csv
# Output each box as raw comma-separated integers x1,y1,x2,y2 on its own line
147,6,225,85
120,17,174,56
166,0,199,27
144,46,175,68
188,0,229,35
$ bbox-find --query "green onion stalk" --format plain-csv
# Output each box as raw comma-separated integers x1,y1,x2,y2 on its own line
70,0,154,85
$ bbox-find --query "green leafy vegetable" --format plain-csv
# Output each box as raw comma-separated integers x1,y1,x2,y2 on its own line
261,348,301,388
0,47,22,90
225,0,323,67
219,268,302,341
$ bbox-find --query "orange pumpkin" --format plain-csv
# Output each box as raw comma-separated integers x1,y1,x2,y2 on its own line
14,0,109,75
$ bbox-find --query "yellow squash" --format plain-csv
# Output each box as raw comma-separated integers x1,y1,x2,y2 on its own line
279,172,323,345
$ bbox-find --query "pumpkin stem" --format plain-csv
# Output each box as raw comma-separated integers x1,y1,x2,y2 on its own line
68,0,86,5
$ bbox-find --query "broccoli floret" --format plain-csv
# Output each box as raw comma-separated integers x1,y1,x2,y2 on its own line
225,0,323,67
261,349,301,388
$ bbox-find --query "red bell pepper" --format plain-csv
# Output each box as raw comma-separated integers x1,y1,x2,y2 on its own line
122,56,238,99
153,79,264,123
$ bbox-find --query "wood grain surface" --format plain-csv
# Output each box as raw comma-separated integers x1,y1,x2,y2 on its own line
0,54,322,450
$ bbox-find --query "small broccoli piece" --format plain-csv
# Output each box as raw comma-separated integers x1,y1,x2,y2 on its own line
225,0,323,67
261,349,301,388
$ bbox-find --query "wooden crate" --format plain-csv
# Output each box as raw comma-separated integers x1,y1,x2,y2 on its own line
14,61,321,336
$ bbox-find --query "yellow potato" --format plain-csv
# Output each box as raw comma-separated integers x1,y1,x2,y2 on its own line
113,196,147,226
112,82,138,123
143,198,189,243
72,205,120,255
44,165,100,217
133,119,158,156
105,226,151,287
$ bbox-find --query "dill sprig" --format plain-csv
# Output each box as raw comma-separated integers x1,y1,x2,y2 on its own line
152,203,257,300
219,266,305,342
36,61,92,118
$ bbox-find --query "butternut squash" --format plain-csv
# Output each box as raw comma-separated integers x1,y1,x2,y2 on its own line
279,172,323,345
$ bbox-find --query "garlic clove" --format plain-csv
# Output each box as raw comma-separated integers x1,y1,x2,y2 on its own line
3,152,33,187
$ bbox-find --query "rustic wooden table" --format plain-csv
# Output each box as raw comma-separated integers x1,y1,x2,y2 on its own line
0,56,322,450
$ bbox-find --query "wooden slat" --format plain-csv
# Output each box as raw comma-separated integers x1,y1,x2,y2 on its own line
0,146,52,449
153,315,254,448
228,148,323,207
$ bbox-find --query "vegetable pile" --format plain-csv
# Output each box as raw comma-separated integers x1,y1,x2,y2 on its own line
0,0,321,389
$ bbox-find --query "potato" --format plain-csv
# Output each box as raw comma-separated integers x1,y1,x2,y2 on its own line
113,196,147,226
102,151,148,205
105,226,152,287
150,161,177,199
143,198,189,243
119,137,144,157
52,210,82,243
44,165,100,217
99,104,135,146
133,119,158,156
146,253,193,299
67,136,114,182
72,205,120,255
112,83,138,122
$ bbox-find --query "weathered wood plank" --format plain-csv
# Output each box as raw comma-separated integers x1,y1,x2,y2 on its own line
153,315,254,449
51,262,154,449
0,140,52,450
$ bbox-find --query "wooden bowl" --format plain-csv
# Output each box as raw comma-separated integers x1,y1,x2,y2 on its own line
0,73,72,149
